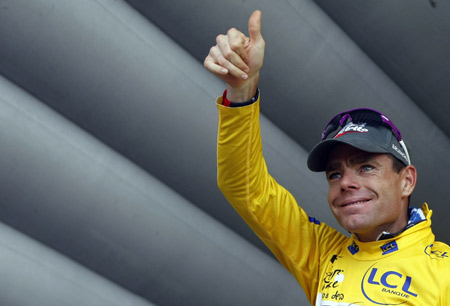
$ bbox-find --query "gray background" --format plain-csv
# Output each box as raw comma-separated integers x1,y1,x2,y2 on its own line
0,0,448,305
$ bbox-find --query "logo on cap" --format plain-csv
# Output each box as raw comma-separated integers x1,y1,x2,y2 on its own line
335,122,368,139
392,144,407,161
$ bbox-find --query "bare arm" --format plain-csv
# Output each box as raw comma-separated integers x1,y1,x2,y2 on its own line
204,10,265,102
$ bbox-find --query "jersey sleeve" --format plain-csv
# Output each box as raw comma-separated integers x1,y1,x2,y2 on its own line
216,95,346,303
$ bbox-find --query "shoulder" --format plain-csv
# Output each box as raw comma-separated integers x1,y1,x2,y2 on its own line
424,241,450,262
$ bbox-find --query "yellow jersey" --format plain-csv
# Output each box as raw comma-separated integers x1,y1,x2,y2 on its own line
217,96,450,305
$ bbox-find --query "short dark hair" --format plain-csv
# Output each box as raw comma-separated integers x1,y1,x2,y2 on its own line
387,154,411,206
389,154,407,173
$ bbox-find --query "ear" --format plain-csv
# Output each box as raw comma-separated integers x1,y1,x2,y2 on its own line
401,165,417,198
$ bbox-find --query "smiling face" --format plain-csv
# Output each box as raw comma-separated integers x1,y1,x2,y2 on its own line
326,144,416,242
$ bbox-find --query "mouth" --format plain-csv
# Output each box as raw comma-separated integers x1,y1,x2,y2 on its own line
340,199,371,207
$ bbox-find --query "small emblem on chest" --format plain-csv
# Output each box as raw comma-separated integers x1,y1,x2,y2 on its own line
381,241,399,255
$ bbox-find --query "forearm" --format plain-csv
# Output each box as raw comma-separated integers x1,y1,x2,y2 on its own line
216,95,265,208
217,97,293,239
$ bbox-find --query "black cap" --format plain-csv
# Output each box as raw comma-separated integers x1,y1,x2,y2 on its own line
307,109,410,172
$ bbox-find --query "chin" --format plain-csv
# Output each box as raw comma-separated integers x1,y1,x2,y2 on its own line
340,219,368,234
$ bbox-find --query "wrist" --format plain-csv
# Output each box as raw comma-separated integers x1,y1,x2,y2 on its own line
225,73,259,102
223,88,259,107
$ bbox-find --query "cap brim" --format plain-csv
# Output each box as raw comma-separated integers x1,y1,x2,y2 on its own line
307,137,390,172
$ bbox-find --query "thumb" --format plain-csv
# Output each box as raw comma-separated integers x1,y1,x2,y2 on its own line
248,10,262,42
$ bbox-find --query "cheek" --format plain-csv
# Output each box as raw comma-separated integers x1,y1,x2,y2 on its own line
327,185,335,207
380,176,403,201
327,186,339,213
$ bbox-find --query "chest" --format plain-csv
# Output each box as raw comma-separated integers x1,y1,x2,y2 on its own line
316,250,441,305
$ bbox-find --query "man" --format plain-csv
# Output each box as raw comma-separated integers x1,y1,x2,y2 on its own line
204,10,450,306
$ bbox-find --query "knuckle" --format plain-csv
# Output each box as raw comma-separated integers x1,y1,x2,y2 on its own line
203,57,210,68
227,27,238,35
216,34,225,43
229,41,243,51
216,56,227,66
209,46,221,58
217,59,234,73
222,49,233,60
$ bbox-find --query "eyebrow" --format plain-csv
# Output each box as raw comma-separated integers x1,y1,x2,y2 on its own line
325,162,340,173
326,153,379,173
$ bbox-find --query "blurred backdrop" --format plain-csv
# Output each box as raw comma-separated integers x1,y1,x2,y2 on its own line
0,0,449,305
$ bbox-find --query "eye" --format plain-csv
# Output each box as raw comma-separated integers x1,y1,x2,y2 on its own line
360,164,374,172
327,171,341,181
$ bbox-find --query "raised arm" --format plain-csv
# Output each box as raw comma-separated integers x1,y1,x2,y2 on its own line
204,10,265,102
204,11,348,303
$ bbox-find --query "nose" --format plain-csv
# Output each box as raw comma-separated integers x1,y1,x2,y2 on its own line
340,170,360,191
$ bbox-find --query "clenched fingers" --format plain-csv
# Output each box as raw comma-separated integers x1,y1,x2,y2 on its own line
204,51,228,75
205,43,249,80
225,28,249,65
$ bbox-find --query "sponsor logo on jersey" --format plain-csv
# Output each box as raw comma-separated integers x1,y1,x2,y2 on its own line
425,244,449,260
361,263,418,305
308,216,321,225
330,254,342,264
381,241,399,255
348,241,359,255
322,269,345,291
334,122,368,139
